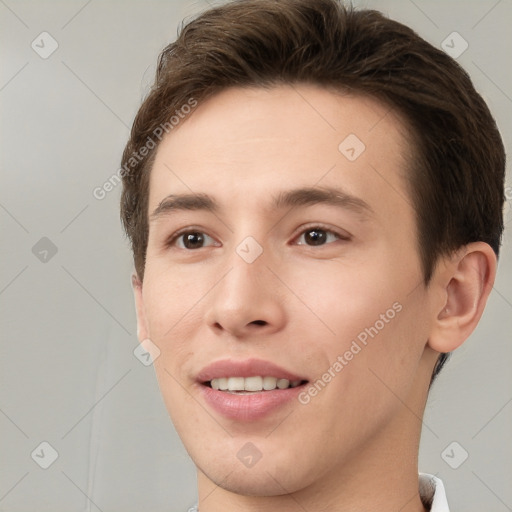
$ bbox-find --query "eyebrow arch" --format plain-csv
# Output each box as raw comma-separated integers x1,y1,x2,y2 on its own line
150,186,374,222
272,186,374,218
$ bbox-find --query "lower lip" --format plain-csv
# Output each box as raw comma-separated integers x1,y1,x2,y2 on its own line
198,383,307,421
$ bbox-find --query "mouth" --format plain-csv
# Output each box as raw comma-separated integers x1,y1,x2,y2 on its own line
196,359,309,421
204,376,308,393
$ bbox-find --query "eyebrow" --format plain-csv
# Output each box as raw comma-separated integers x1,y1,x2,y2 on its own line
150,186,374,222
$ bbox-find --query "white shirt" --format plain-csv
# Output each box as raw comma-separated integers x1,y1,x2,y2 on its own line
419,473,450,511
187,473,450,511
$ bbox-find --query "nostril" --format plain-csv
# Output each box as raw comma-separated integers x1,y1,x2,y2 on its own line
251,320,267,326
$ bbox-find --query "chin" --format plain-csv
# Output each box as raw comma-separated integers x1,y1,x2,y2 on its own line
199,461,306,497
192,440,324,499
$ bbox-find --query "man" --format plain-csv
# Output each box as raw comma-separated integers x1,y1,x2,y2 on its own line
120,0,505,510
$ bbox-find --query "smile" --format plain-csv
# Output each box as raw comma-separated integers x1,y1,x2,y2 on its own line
208,376,304,392
197,359,309,421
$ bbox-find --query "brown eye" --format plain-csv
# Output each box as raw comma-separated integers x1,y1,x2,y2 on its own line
169,231,217,250
181,232,205,249
296,227,341,246
304,229,327,246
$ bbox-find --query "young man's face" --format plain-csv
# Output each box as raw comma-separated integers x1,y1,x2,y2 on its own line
134,85,441,497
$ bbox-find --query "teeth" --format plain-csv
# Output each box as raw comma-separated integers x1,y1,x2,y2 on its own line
277,378,289,389
263,376,277,390
228,377,244,391
244,376,263,391
213,378,228,390
209,376,303,392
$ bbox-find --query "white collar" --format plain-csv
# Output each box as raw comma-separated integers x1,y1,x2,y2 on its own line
419,473,450,511
189,473,450,512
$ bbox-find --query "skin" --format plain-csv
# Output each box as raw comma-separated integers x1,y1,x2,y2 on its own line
133,85,496,511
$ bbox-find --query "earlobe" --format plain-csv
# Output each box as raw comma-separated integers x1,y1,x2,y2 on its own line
132,273,150,342
428,242,496,354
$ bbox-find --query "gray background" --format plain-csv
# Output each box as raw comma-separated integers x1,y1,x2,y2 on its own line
0,0,511,511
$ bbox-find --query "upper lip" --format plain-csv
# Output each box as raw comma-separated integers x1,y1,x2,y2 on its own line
196,358,308,384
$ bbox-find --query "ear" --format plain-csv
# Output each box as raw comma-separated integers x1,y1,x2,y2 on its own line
428,242,497,353
132,273,150,342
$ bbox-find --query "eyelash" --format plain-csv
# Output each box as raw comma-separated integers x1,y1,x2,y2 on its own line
165,224,350,250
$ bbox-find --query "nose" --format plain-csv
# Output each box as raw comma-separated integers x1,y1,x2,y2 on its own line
204,248,286,339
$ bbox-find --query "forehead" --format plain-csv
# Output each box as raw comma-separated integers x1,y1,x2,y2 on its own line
147,84,413,220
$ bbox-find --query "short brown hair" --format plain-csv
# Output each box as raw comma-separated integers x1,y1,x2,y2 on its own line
120,0,506,378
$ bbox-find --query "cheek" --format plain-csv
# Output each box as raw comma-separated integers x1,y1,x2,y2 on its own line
303,258,428,390
142,263,209,338
300,263,398,343
330,291,430,416
152,361,201,440
301,299,429,448
141,268,210,400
